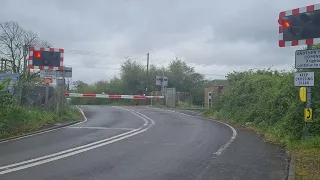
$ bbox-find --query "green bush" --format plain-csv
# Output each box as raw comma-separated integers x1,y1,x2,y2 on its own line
211,69,320,146
0,106,81,139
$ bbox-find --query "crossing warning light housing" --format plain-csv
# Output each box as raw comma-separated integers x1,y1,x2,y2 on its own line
279,3,320,47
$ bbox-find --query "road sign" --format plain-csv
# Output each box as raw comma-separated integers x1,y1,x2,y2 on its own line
40,70,57,78
294,72,314,87
0,73,19,82
304,108,312,122
56,67,72,78
56,79,65,85
44,78,53,84
300,87,307,102
156,76,168,86
295,49,320,68
156,76,162,85
0,73,19,93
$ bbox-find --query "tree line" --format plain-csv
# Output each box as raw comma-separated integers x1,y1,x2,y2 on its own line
70,59,215,106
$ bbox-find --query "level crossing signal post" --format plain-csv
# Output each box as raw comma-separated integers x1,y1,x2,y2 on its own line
278,3,320,138
28,47,67,115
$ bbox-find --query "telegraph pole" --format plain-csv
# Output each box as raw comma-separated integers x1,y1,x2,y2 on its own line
146,53,149,94
146,53,150,105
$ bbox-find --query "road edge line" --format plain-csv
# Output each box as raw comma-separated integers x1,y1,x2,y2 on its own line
0,105,87,144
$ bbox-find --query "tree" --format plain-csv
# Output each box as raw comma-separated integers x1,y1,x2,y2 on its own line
120,59,146,94
166,59,205,104
0,21,52,74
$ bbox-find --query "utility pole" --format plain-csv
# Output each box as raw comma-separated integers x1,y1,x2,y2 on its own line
146,53,149,94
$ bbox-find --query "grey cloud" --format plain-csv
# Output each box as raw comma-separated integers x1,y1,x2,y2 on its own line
0,0,318,83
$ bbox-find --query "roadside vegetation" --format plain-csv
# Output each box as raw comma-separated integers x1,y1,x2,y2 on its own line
203,66,320,179
0,80,82,140
0,21,82,140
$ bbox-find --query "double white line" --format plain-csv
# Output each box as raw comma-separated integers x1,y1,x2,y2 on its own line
0,108,154,175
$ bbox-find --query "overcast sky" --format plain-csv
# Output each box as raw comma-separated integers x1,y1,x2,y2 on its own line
0,0,318,83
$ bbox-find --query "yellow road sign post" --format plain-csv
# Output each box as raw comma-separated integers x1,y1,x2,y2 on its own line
304,108,312,122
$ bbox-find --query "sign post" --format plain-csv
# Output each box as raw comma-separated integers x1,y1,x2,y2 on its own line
28,47,66,114
278,3,320,141
155,75,168,96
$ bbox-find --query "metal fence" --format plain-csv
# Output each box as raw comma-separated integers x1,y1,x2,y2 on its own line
150,91,166,106
0,81,66,114
19,84,58,110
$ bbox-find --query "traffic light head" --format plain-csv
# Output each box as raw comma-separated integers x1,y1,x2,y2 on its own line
28,47,64,70
218,85,223,94
279,4,320,47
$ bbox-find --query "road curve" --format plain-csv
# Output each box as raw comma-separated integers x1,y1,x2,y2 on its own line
0,106,287,180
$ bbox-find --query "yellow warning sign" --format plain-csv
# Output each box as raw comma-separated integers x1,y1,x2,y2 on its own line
300,87,306,102
304,108,312,122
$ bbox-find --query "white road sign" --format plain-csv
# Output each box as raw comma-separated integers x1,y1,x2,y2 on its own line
295,49,320,69
40,70,56,78
0,73,19,82
294,72,314,87
56,67,72,78
155,76,168,86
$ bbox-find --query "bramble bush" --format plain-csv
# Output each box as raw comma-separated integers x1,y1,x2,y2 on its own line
211,69,320,145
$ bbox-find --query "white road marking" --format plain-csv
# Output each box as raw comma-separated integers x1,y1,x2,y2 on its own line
0,106,88,144
67,126,136,131
150,107,237,156
0,107,155,175
68,106,88,126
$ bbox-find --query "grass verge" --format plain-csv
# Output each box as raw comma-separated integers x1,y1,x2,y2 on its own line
0,106,82,139
202,110,320,180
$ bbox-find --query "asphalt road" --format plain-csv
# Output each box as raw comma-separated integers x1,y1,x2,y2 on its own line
0,106,288,180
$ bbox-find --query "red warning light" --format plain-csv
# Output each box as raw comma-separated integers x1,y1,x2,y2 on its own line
278,19,290,28
34,51,41,58
283,20,290,28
